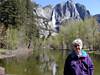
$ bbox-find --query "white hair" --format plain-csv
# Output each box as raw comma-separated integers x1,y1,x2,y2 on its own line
72,38,83,49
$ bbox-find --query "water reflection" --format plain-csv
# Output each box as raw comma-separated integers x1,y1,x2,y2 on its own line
0,53,100,75
91,54,100,75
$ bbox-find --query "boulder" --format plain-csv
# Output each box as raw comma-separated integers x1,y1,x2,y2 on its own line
0,66,5,75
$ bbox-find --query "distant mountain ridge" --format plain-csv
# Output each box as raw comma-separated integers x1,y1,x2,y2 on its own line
34,0,91,38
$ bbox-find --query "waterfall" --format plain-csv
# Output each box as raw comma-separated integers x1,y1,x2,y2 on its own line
51,9,56,30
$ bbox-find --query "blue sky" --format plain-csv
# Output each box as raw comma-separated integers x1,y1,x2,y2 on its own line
33,0,100,15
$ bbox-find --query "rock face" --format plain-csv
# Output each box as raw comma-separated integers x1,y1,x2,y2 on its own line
34,5,54,38
75,3,90,20
34,0,90,38
94,14,100,23
52,0,80,32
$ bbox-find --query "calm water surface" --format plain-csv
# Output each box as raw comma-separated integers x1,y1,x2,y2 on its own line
0,54,100,75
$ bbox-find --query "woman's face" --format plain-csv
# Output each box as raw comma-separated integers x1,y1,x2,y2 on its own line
73,44,81,54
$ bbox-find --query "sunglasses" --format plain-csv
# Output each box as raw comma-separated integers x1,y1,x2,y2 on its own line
74,44,80,47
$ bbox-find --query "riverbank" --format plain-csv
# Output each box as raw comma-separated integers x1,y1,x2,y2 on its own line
0,47,33,59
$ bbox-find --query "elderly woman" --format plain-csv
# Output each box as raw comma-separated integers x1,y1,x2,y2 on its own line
64,38,94,75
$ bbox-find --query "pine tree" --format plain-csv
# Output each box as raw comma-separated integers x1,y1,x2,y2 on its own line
0,0,18,27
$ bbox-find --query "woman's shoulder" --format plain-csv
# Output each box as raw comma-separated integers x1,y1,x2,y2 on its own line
67,51,78,60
